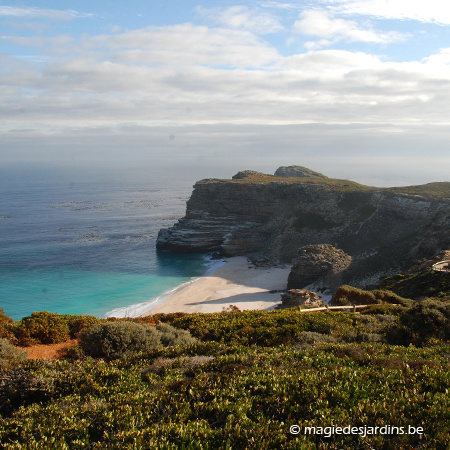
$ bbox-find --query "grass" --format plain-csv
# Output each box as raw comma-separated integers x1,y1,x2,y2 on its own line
199,175,450,198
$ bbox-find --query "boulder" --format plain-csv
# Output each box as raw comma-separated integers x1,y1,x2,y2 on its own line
274,165,326,178
278,289,325,309
232,170,266,180
287,244,352,291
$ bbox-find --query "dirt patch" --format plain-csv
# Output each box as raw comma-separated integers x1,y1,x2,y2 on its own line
24,339,79,360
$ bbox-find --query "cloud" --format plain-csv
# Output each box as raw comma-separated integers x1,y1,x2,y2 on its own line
197,5,283,34
2,22,450,134
87,24,280,68
321,0,450,25
294,9,408,46
0,6,92,20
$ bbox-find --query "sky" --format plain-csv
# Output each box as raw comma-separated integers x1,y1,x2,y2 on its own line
1,0,450,185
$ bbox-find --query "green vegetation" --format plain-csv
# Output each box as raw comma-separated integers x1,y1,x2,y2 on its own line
0,338,26,370
333,285,413,308
1,304,450,448
388,182,450,199
382,269,450,300
201,175,373,193
201,174,450,198
79,321,196,360
0,308,14,342
5,312,103,346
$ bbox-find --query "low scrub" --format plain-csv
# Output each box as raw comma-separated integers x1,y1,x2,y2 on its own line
0,338,26,370
332,285,413,307
1,343,450,449
79,321,197,360
401,298,450,345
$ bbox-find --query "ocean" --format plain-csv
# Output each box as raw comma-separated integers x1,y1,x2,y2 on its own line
0,163,221,321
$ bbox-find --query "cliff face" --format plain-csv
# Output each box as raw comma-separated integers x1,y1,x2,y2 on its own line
157,171,450,286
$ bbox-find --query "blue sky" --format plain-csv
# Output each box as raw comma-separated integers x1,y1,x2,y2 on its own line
2,0,450,184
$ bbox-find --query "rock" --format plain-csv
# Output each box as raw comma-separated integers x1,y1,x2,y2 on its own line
287,245,352,291
232,170,266,180
278,289,325,309
274,166,326,178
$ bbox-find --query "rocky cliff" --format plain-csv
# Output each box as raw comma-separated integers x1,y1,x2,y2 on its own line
157,168,450,287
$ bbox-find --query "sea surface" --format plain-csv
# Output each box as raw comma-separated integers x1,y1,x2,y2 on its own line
0,163,220,321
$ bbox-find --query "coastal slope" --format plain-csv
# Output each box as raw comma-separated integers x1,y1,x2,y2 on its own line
157,167,450,286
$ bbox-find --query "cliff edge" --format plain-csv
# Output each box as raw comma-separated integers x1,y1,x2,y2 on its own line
157,167,450,287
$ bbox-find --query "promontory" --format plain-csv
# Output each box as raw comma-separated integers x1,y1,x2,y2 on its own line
157,166,450,288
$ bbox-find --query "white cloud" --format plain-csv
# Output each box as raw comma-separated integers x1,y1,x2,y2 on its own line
294,10,407,46
323,0,450,25
0,6,92,20
86,24,281,68
197,6,283,34
2,23,450,132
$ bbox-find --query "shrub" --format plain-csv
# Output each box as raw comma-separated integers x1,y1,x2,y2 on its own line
360,304,407,316
400,299,450,345
79,321,162,360
156,322,197,347
0,338,27,369
332,285,380,306
0,308,15,343
371,290,414,307
8,312,70,346
65,315,102,338
79,322,197,360
294,331,336,350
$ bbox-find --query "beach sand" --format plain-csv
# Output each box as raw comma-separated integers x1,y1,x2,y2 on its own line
140,256,291,316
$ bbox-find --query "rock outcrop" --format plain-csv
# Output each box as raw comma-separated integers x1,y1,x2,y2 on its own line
232,170,265,179
157,167,450,287
278,289,325,309
287,245,352,291
274,165,326,178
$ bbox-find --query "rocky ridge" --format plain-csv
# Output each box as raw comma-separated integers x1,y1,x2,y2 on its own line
157,167,450,287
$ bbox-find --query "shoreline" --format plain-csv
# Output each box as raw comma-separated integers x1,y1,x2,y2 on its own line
139,256,291,316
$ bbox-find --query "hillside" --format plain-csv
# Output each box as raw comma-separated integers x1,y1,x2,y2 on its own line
2,305,450,449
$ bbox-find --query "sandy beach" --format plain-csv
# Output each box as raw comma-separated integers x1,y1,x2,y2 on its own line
140,256,291,316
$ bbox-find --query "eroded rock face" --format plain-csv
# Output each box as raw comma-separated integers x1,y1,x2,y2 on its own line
156,170,450,286
287,245,352,290
278,289,325,309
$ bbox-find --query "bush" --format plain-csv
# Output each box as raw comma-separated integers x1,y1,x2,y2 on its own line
0,309,15,343
332,286,414,307
65,315,101,338
360,304,407,316
79,322,197,360
401,299,450,345
294,331,336,350
0,338,26,369
8,312,70,346
79,321,162,360
332,285,380,306
371,290,414,307
156,322,197,347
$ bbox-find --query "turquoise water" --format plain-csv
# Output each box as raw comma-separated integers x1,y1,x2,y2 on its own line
0,163,213,321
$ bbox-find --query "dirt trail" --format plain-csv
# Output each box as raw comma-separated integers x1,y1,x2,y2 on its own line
24,339,78,360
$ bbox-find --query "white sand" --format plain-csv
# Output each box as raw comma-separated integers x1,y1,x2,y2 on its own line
140,256,291,316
